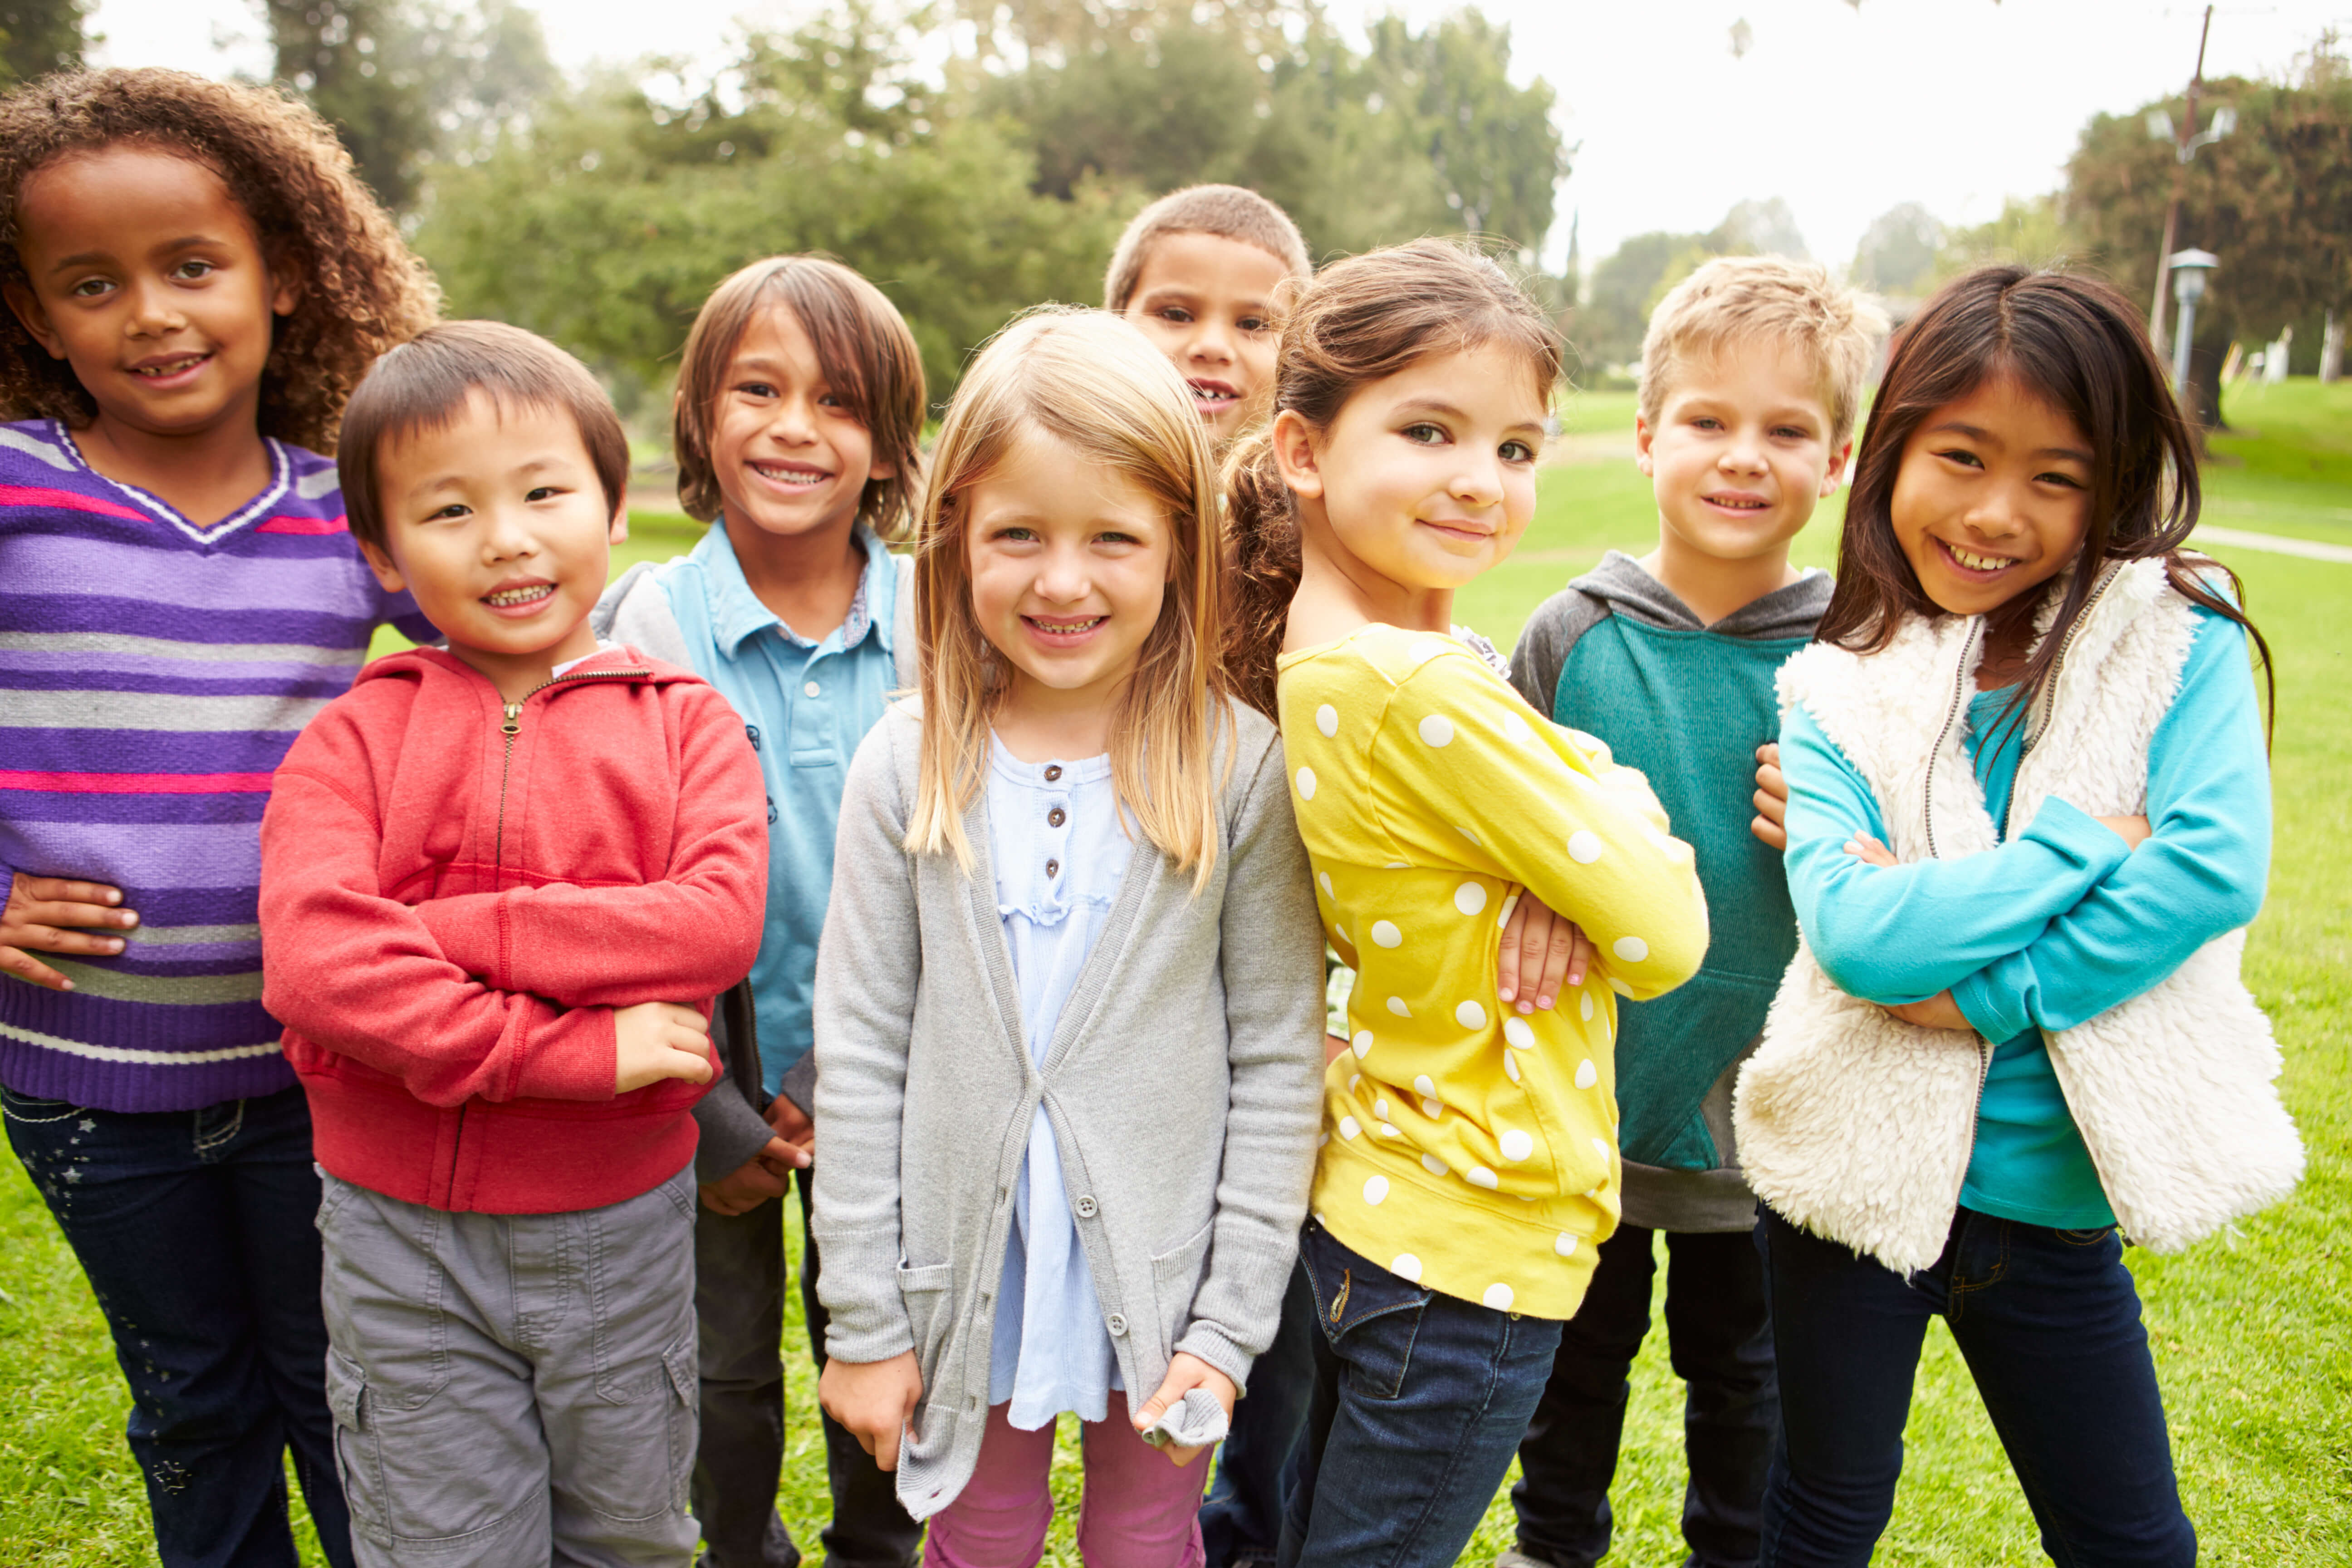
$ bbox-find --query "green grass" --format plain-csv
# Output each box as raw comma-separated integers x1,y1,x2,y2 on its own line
7,382,2348,1564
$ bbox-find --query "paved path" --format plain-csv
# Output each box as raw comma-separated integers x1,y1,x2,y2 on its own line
2195,525,2352,564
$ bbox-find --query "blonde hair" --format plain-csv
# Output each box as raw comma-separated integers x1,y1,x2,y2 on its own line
1637,255,1887,451
1103,184,1312,314
908,309,1233,887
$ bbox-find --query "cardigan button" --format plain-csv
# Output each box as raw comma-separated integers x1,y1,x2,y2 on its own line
1106,1313,1128,1337
1046,858,1060,878
1044,764,1062,782
1048,806,1066,828
1074,1194,1098,1218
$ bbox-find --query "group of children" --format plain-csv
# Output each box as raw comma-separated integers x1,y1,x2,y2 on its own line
0,64,2301,1568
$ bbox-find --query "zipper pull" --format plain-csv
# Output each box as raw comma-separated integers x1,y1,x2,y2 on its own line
502,702,522,736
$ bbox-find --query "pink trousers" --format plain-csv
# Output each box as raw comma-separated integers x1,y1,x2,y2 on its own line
926,1393,1209,1568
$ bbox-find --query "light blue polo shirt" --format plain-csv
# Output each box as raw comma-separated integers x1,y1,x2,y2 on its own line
657,519,903,1095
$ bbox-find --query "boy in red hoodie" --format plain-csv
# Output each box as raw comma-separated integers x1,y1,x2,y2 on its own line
260,322,768,1565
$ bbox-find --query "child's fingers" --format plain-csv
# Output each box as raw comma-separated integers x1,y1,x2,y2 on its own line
14,876,130,911
1566,927,1594,990
1,918,128,957
1750,812,1788,851
660,1038,715,1083
0,944,74,992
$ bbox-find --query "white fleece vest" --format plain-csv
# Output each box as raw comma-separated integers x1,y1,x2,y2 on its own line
1734,559,2301,1273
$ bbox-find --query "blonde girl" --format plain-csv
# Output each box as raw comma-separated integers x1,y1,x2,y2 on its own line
1225,240,1712,1567
810,309,1327,1566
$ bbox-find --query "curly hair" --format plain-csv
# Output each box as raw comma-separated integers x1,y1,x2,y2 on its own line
0,68,439,454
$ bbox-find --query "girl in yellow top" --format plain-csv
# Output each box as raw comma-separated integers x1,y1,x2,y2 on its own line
1224,240,1710,1567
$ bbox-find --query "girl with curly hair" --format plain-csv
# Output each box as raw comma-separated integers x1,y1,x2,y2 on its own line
0,67,436,1568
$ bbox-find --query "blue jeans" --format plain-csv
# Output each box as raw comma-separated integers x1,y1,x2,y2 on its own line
1277,1220,1563,1568
1200,1259,1317,1567
1757,1204,2195,1568
3,1083,353,1568
1513,1223,1775,1568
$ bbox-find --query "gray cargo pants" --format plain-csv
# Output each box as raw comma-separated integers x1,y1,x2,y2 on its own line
316,1161,701,1566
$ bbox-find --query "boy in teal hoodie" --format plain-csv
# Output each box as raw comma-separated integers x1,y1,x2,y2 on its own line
1503,257,1884,1568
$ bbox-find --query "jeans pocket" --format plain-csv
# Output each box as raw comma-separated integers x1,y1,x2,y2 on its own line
1300,1223,1429,1401
2056,1226,2119,1247
0,1085,78,1120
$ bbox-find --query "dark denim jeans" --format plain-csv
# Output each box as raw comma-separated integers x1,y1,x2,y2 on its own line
3,1083,353,1568
1757,1204,2195,1568
1513,1222,1776,1568
1276,1220,1563,1568
1200,1259,1317,1568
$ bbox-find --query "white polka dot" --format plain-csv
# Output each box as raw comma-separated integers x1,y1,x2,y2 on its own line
1612,935,1649,963
1384,859,1409,869
1295,766,1316,799
1454,881,1488,917
1504,1052,1522,1083
1316,703,1338,738
1483,1282,1516,1311
1567,829,1603,864
1380,1123,1401,1137
1421,1153,1449,1177
1348,1073,1361,1093
1391,1253,1425,1282
1352,1031,1373,1059
1338,1116,1361,1140
1413,1074,1437,1098
1555,1233,1580,1257
1496,892,1519,929
1608,978,1633,999
1575,1058,1598,1090
1580,992,1596,1021
1335,924,1352,947
1503,1017,1534,1050
1387,996,1412,1018
1467,1166,1499,1191
1314,1210,1327,1227
1418,714,1455,748
1374,1097,1391,1120
1421,1098,1443,1119
1499,1129,1534,1162
1318,1132,1330,1147
1371,921,1402,949
1592,1137,1611,1160
1455,1000,1487,1030
1456,826,1481,846
1363,1175,1389,1205
1318,871,1333,897
1503,712,1532,743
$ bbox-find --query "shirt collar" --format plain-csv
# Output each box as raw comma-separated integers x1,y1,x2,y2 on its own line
696,518,897,657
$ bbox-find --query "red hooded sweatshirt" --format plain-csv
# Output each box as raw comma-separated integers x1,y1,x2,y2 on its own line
260,645,768,1214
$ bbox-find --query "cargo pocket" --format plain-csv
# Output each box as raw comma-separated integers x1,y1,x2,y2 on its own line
578,1328,698,1524
662,1332,700,1513
322,1350,386,1541
1149,1218,1217,1367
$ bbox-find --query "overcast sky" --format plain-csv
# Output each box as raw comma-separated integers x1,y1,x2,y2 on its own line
86,0,2352,271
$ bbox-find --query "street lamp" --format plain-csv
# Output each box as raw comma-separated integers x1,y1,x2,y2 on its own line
2168,249,2218,392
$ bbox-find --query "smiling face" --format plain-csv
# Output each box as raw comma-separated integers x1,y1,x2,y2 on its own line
1276,340,1548,595
357,392,623,697
1638,337,1846,567
4,147,298,444
705,304,885,543
1122,231,1291,441
963,421,1175,721
1888,372,2094,626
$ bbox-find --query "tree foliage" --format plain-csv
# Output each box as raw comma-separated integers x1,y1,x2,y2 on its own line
1850,201,1941,295
0,0,89,88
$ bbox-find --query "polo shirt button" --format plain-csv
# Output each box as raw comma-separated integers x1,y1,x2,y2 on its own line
1106,1313,1128,1337
804,681,822,698
1048,807,1066,828
1074,1194,1098,1217
745,723,762,750
1044,764,1062,782
1046,858,1060,878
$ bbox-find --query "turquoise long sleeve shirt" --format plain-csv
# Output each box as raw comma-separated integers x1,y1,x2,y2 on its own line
1779,607,2270,1229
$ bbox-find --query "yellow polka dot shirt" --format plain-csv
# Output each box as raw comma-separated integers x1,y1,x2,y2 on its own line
1277,626,1711,1319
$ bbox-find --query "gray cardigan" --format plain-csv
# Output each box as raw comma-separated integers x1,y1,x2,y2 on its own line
809,699,1326,1522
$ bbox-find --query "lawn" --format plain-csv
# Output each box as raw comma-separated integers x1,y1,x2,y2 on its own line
3,381,2346,1565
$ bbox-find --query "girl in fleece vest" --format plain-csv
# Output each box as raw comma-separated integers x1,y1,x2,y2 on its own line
1735,267,2299,1567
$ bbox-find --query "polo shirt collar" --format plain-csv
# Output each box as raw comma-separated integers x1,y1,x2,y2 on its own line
696,517,897,657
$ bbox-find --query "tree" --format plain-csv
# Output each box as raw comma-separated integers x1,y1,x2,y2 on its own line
0,0,89,87
1576,229,1708,369
1710,196,1807,260
1927,193,2072,283
1851,201,1941,295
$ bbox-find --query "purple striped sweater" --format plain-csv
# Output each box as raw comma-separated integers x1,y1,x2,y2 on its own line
0,418,432,1112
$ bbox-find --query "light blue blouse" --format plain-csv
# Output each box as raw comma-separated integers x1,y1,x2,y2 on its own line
984,742,1132,1427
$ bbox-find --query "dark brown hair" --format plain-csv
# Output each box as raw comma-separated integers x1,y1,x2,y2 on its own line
337,320,628,553
1819,265,2270,739
671,255,925,539
1222,238,1563,715
0,68,440,454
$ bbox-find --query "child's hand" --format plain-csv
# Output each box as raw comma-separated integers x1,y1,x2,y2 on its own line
764,1092,815,1162
1497,891,1592,1015
1,874,138,992
1751,744,1790,850
697,1134,807,1216
1324,1033,1351,1066
1884,991,1972,1031
1132,1351,1239,1466
612,1001,715,1094
2095,814,2152,849
820,1351,923,1471
1841,833,1899,869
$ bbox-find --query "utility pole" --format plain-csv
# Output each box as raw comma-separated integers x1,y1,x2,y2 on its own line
2148,5,2216,353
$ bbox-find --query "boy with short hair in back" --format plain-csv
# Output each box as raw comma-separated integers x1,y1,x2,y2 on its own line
1107,183,1311,446
259,321,769,1566
1501,256,1885,1568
